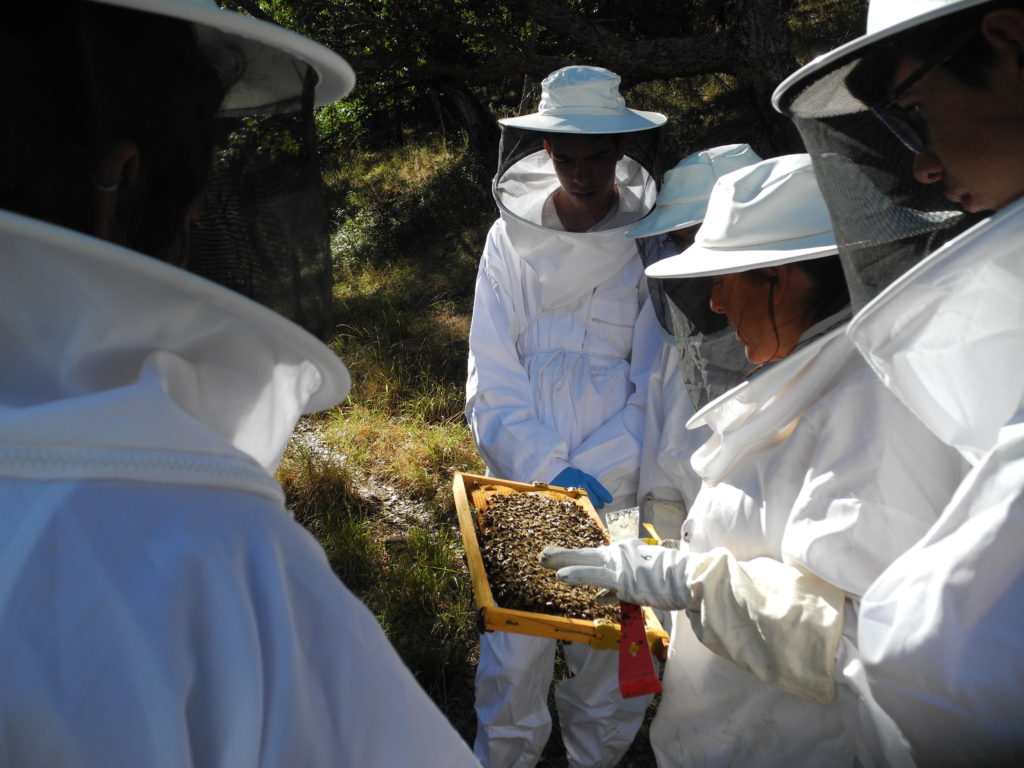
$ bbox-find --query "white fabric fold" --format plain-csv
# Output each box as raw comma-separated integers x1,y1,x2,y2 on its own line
846,198,1024,761
687,548,844,705
0,211,479,768
0,211,348,474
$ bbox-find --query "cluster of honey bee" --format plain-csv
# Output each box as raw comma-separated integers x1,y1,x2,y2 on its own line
477,491,617,621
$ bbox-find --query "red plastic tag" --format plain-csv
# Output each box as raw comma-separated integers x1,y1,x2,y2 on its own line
618,601,663,698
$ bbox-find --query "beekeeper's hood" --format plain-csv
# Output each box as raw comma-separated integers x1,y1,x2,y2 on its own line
74,0,356,342
625,144,762,411
648,155,849,410
627,143,762,238
88,0,355,114
772,0,990,312
494,66,665,308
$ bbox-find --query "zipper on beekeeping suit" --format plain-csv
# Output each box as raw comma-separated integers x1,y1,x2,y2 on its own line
581,286,597,352
0,444,284,503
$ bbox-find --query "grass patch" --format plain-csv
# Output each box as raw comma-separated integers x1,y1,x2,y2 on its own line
277,434,361,529
319,404,484,507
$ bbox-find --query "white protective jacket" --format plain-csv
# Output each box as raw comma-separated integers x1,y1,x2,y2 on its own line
466,150,661,768
0,211,479,768
649,323,966,767
465,213,660,513
636,334,706,540
846,197,1024,763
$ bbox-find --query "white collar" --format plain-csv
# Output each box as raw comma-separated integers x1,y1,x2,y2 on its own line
848,197,1024,461
687,326,859,485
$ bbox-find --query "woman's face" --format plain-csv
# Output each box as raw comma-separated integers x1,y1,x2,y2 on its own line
709,266,814,364
709,272,779,364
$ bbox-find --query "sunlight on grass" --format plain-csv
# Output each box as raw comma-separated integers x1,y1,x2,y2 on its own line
276,438,360,529
321,404,484,507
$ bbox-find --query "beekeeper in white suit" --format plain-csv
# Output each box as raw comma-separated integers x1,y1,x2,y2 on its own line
0,2,478,766
541,154,966,766
626,144,761,545
774,0,1024,761
465,65,664,767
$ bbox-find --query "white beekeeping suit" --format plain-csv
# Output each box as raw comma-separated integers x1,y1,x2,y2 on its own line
0,2,479,766
626,143,762,544
646,156,966,767
465,66,664,767
847,199,1024,763
466,211,658,511
0,213,480,768
773,0,1024,762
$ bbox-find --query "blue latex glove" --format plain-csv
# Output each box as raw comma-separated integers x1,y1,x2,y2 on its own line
550,467,613,509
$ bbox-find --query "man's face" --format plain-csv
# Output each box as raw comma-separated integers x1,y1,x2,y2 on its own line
890,23,1024,213
545,134,624,220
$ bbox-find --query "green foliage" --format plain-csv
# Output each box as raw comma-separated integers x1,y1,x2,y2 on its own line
368,526,478,677
318,404,484,505
324,134,491,257
791,0,868,61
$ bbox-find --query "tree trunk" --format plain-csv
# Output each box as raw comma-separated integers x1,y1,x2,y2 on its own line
728,0,804,154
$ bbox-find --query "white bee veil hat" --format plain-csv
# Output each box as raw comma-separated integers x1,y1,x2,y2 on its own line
626,143,762,238
499,65,667,134
773,0,991,117
88,0,356,113
646,154,838,279
771,0,988,312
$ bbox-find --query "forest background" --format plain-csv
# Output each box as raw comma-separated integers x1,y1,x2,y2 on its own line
229,1,867,765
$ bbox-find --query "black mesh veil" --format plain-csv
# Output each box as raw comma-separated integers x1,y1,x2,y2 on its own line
3,2,339,341
187,67,335,339
775,17,988,312
666,278,754,410
635,233,682,336
493,125,662,230
633,230,755,410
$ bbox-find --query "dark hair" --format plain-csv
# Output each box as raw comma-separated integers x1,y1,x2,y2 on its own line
848,1,1024,104
741,254,849,362
794,254,850,323
1,2,226,260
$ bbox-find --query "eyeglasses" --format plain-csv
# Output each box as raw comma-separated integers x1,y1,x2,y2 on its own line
870,29,977,153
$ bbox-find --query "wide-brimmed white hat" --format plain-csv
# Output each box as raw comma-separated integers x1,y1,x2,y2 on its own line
626,144,762,238
88,0,356,112
773,0,990,116
499,65,667,134
645,154,838,279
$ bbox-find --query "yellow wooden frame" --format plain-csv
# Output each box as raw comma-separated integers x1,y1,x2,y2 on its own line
453,471,668,656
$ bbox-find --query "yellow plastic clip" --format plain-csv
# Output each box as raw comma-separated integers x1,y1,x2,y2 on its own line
641,522,662,546
589,618,621,651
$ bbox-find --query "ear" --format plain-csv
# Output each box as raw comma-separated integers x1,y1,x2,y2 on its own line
981,8,1024,79
543,139,552,157
93,140,140,241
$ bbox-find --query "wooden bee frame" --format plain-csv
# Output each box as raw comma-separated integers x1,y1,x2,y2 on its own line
453,471,668,655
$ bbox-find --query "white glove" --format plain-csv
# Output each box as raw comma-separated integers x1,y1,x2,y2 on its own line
539,538,693,611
